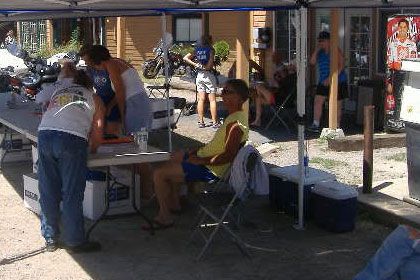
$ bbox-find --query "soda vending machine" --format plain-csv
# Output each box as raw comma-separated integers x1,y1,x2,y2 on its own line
385,15,420,132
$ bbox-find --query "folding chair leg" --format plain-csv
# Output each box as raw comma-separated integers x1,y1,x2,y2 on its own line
265,109,290,132
232,236,251,259
195,205,251,261
189,208,208,245
196,216,224,261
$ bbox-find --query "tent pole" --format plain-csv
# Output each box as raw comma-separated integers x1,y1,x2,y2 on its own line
295,6,307,230
161,12,172,152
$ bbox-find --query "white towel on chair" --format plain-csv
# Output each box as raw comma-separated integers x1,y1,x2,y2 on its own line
229,145,269,199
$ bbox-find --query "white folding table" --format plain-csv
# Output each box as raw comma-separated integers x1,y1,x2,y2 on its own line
0,92,170,236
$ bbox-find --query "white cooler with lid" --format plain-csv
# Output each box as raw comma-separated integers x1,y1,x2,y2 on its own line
312,181,358,232
150,98,175,130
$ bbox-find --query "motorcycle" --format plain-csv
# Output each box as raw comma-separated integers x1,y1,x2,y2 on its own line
12,50,79,100
142,40,190,79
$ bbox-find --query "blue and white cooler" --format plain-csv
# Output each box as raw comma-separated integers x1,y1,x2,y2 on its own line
269,165,336,219
312,181,358,232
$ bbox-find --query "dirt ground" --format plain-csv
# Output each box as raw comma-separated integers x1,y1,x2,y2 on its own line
0,160,392,280
0,122,399,280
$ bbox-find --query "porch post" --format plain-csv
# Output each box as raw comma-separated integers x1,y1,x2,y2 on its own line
328,8,339,129
236,11,250,114
116,17,126,59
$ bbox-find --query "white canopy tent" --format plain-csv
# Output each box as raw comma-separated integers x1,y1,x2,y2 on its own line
2,0,420,229
1,0,420,21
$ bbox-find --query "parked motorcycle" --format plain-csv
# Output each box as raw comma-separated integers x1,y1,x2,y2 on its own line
142,40,190,79
12,50,79,100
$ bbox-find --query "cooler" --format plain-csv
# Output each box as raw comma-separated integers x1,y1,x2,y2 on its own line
23,173,41,215
23,167,140,220
150,98,175,130
312,181,358,232
83,167,141,220
269,165,336,218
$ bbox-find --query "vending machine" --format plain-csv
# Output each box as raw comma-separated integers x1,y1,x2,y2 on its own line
385,15,420,132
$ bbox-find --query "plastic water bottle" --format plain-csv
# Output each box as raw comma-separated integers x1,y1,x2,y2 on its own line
135,127,148,152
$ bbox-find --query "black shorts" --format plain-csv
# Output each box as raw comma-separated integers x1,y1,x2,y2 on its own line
316,82,348,100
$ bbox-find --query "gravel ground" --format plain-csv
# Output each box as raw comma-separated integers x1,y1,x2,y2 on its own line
264,140,407,187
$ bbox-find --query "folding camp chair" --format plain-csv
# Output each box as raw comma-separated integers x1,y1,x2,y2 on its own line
190,149,259,261
170,96,187,129
265,86,297,132
147,81,170,98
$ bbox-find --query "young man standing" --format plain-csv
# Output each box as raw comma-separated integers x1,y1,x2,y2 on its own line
308,31,348,132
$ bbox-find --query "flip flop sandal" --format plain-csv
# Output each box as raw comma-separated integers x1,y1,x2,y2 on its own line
198,121,205,128
142,220,174,231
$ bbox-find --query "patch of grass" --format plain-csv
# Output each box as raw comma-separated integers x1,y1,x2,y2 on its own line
386,152,407,162
310,157,347,170
267,142,284,152
138,70,165,86
316,138,331,148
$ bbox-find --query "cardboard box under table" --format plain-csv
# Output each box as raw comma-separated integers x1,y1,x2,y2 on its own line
312,181,358,232
269,165,336,218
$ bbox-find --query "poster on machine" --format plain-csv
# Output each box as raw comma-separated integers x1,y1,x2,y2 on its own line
385,15,420,132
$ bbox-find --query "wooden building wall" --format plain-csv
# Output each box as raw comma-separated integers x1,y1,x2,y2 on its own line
105,16,172,70
105,11,242,71
208,11,240,62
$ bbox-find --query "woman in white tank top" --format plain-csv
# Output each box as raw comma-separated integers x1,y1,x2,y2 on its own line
82,45,151,135
82,45,154,200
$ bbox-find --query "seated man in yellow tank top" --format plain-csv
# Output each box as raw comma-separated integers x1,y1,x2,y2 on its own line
143,79,250,230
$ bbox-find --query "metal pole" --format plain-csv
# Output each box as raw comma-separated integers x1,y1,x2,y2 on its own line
363,105,374,193
99,18,104,45
295,7,307,230
161,12,172,152
92,18,97,45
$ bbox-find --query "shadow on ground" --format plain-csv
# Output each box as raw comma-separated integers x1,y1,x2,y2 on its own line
1,161,393,280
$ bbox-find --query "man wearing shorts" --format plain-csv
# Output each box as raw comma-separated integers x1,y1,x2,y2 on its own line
144,79,249,230
308,31,348,132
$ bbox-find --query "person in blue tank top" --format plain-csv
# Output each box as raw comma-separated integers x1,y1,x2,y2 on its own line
79,45,121,135
308,31,348,132
184,35,219,129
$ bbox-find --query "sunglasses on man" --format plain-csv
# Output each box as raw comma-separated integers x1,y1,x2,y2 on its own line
221,88,235,95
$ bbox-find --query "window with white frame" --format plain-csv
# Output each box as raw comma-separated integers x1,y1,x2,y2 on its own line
173,15,202,43
20,20,47,52
346,13,372,85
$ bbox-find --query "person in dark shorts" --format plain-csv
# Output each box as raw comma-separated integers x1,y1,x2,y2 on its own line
308,31,348,131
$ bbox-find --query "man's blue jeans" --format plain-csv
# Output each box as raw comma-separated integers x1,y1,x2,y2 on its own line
38,130,88,246
354,225,420,280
